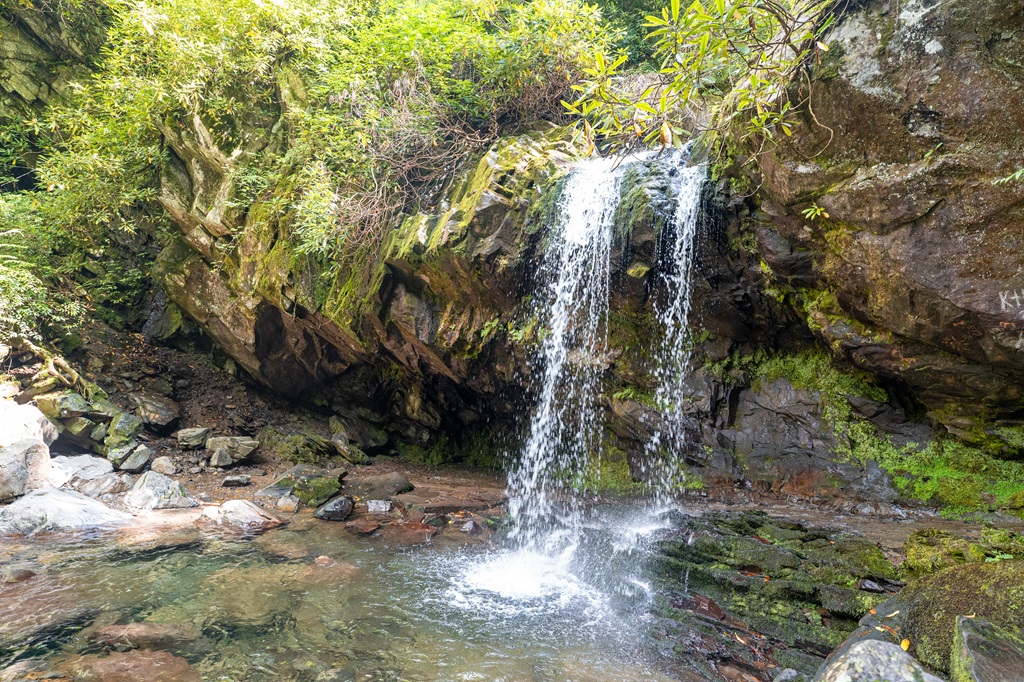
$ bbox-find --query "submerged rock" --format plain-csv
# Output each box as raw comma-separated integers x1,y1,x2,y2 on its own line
0,488,132,535
814,640,943,682
124,471,198,510
58,650,200,682
90,622,200,652
200,500,283,531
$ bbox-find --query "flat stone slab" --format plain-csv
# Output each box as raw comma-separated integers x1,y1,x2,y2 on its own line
392,483,505,515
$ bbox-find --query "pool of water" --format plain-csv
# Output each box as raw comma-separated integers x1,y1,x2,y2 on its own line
0,505,687,681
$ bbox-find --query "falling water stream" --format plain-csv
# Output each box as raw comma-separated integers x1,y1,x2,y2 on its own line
0,151,706,682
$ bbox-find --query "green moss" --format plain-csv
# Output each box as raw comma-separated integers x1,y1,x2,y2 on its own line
900,560,1024,673
293,476,341,505
577,445,643,495
753,349,886,403
903,528,1024,576
397,429,504,469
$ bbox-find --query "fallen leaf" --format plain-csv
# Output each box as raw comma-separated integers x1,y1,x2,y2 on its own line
901,639,910,651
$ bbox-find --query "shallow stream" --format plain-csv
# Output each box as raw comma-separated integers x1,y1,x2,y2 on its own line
1,504,688,681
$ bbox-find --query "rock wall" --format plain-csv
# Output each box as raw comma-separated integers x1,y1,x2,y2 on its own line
739,0,1024,450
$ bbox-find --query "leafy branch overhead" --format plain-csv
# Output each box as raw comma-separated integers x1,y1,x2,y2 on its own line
566,0,838,157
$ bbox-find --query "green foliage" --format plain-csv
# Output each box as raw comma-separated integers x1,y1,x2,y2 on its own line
577,445,643,494
753,349,886,404
994,167,1024,185
0,194,85,341
800,202,828,220
568,0,837,156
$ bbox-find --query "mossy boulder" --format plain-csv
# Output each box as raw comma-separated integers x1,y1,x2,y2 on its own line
951,616,1024,682
898,560,1024,673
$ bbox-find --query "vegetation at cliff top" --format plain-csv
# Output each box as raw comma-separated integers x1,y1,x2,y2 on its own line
568,0,838,158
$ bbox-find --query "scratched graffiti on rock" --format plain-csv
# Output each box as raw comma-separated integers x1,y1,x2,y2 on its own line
999,290,1024,317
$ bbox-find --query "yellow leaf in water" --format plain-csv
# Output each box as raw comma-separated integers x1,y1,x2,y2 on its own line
901,639,911,651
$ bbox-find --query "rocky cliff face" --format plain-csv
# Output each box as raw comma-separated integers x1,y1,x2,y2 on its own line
743,0,1024,450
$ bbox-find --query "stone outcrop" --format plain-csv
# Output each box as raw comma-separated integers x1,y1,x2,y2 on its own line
0,5,107,123
738,0,1024,449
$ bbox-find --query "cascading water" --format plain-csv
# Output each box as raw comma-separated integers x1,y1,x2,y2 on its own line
504,154,639,554
446,149,706,660
642,154,707,504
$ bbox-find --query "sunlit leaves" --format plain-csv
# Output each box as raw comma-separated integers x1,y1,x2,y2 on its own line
569,0,837,157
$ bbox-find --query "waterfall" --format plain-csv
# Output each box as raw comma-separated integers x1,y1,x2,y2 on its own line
506,150,706,552
643,158,706,503
506,155,638,553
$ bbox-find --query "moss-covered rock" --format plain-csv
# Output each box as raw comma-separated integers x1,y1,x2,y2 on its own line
655,511,901,674
898,560,1024,672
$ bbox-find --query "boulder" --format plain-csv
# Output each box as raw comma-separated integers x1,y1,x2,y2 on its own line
58,651,200,682
314,495,354,521
200,500,283,531
150,456,177,476
951,617,1024,682
340,472,413,501
117,444,152,473
899,561,1024,673
128,391,180,432
0,488,132,535
814,640,943,682
0,401,58,447
46,454,113,487
77,472,131,498
331,435,370,465
104,411,144,449
221,474,250,487
176,427,210,449
34,392,91,420
124,471,198,510
0,439,51,502
90,622,200,653
254,464,342,506
205,436,259,467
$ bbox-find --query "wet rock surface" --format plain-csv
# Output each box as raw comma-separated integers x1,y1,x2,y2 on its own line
58,650,200,682
952,617,1024,682
0,488,132,535
653,511,902,678
89,622,200,653
814,640,943,682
